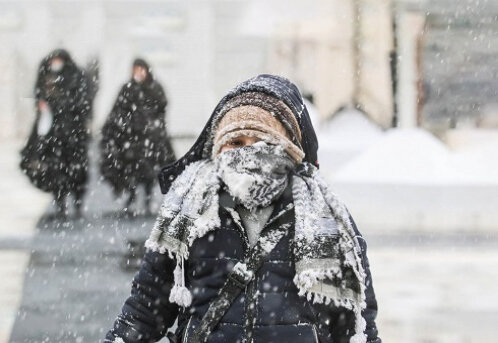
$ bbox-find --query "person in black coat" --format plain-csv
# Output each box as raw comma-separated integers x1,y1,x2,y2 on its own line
20,49,93,217
100,59,175,215
105,75,381,343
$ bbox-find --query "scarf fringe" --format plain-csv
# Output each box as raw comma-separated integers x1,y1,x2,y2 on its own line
145,233,189,259
293,266,343,290
296,287,367,343
144,236,169,255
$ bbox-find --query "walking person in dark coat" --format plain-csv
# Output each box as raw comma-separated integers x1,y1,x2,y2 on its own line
105,75,381,343
20,49,93,218
100,58,175,215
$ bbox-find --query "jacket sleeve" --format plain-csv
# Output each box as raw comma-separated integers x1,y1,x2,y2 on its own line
105,250,180,343
313,216,381,343
146,82,167,111
112,84,134,116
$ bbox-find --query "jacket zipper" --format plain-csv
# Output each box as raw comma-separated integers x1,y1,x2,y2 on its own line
244,279,257,343
225,207,253,342
225,207,250,259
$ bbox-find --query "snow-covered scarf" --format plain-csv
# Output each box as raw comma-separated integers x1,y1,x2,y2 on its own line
216,142,295,211
145,144,368,343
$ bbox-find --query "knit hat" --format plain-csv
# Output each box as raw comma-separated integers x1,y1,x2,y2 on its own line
211,92,305,163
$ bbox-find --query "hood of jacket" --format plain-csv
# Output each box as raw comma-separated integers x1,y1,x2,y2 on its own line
158,74,319,194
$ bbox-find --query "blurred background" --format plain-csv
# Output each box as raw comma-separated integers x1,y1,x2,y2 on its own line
0,0,497,342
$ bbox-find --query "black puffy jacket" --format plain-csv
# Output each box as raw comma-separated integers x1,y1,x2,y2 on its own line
105,75,381,342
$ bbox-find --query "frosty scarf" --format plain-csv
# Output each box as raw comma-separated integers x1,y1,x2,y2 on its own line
216,142,295,211
145,145,368,343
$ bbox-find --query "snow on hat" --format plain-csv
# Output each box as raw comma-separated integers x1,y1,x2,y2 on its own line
212,92,305,163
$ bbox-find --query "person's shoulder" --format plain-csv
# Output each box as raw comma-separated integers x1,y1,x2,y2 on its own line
120,81,137,93
149,80,165,93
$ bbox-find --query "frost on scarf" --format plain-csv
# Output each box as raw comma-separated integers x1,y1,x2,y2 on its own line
145,160,220,257
215,142,294,211
145,160,220,307
292,164,367,343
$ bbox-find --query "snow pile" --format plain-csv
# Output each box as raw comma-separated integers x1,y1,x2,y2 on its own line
332,128,498,186
326,128,498,232
319,108,384,151
317,108,384,173
332,128,462,185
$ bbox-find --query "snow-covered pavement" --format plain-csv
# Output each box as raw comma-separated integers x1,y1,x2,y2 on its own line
366,233,498,343
0,140,50,343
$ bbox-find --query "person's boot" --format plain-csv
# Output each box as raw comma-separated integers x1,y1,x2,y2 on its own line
54,193,67,220
74,188,85,219
144,183,153,217
74,197,83,219
144,198,152,217
123,190,136,217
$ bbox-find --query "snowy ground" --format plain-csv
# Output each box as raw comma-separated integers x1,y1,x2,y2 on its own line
372,247,498,343
7,144,163,342
366,233,498,343
0,140,50,343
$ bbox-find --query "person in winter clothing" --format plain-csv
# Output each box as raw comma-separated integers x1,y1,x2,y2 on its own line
20,49,93,217
100,58,175,215
105,75,381,343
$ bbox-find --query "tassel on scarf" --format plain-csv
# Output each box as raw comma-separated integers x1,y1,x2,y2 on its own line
169,254,192,307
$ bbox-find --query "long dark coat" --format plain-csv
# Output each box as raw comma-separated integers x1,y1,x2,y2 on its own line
100,64,175,195
20,49,92,194
105,75,381,343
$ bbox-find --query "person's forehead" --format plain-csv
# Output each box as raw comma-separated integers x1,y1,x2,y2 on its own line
227,134,260,140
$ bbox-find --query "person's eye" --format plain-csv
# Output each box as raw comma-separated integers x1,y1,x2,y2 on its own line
230,140,243,146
